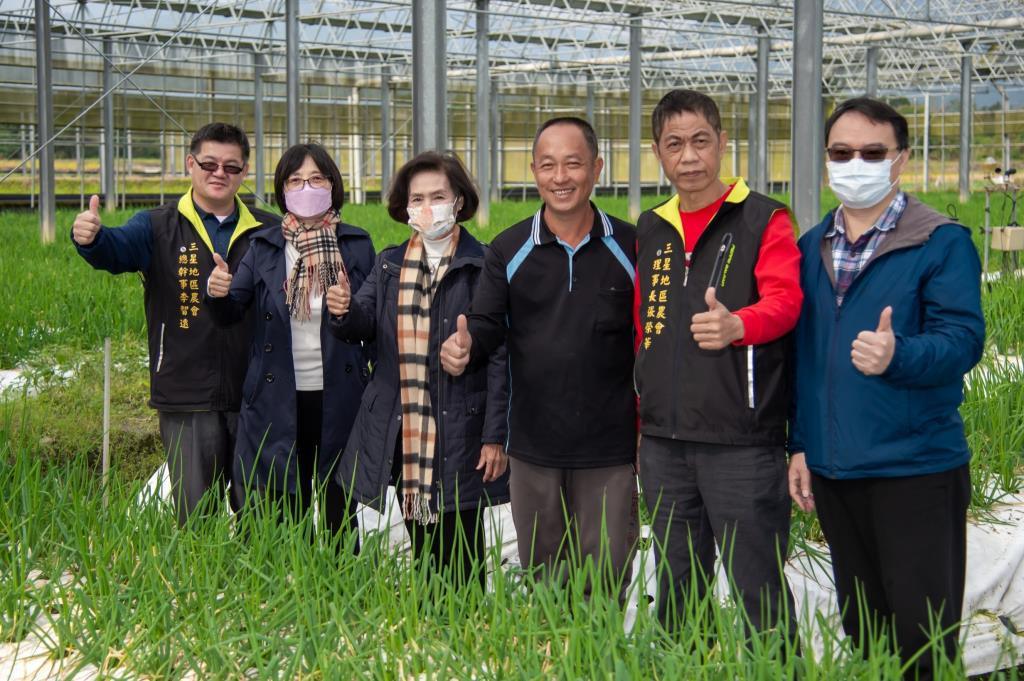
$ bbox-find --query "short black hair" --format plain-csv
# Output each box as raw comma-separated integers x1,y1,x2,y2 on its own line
651,89,722,142
190,123,250,162
273,143,345,214
532,117,600,162
387,151,478,224
825,97,909,151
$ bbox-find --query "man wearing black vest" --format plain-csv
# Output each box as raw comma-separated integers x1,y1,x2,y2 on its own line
634,90,802,638
71,123,279,526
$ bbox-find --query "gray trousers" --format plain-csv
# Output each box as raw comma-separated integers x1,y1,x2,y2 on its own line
638,435,796,637
509,457,637,594
158,410,238,527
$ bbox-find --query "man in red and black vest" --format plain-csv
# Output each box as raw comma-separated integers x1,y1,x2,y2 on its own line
634,90,802,640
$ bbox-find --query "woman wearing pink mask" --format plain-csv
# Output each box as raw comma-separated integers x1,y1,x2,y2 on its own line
206,143,374,547
329,151,509,587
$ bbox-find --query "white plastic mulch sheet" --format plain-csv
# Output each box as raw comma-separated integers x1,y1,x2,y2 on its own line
139,466,1024,675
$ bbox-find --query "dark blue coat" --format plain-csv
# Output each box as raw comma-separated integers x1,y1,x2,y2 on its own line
789,196,985,479
329,230,510,514
207,221,375,493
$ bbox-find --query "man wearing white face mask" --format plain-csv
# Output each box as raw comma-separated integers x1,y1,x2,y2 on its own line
787,98,985,680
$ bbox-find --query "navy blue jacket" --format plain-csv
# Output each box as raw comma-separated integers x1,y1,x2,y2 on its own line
789,195,985,479
329,230,510,514
207,221,375,493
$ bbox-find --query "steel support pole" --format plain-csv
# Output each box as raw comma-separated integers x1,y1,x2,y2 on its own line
628,14,642,220
380,64,392,195
791,0,824,234
34,0,55,242
490,89,500,202
959,55,972,204
286,0,300,146
866,46,879,98
253,52,265,203
412,0,446,153
102,38,116,212
475,0,490,225
754,35,770,194
747,93,757,184
586,80,595,126
1002,89,1010,171
922,93,931,192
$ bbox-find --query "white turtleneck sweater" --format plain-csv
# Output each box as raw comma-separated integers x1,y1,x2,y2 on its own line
421,229,455,274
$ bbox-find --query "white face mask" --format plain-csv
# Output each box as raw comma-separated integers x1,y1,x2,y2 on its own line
827,153,901,210
408,201,458,240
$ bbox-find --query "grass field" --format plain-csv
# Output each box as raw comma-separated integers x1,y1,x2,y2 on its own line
1,193,1022,679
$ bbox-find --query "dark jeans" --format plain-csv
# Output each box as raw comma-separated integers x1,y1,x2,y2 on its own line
236,391,358,548
508,456,638,597
638,435,796,639
812,465,971,681
159,409,238,527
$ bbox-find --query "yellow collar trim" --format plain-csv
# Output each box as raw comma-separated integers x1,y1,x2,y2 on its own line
652,177,752,246
176,191,264,255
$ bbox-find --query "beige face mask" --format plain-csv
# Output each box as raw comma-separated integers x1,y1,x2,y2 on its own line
407,201,459,240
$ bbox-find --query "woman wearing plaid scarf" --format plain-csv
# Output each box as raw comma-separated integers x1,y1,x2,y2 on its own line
206,143,375,547
329,152,510,587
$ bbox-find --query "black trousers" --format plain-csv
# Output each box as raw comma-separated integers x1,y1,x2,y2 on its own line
638,436,796,639
812,465,971,681
159,409,238,526
238,391,358,547
404,508,487,589
391,440,488,588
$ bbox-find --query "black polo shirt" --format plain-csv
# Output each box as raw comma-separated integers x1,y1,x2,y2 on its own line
468,203,637,468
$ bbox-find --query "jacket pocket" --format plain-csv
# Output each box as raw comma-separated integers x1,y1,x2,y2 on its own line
595,287,633,332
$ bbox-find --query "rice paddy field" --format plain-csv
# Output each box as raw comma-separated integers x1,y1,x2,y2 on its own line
1,192,1022,679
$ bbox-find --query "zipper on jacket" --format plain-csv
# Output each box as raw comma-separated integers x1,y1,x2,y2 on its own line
155,323,166,373
746,345,755,409
827,299,841,476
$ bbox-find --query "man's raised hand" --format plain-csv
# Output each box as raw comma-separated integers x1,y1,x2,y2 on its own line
851,306,895,376
72,194,102,246
690,287,745,350
207,253,233,298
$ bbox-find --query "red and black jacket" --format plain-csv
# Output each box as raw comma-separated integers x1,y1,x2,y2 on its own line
634,180,791,446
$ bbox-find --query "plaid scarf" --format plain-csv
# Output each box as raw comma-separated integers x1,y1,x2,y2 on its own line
397,227,460,524
282,211,347,321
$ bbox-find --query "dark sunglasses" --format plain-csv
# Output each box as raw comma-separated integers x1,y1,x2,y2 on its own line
192,157,245,175
825,146,895,163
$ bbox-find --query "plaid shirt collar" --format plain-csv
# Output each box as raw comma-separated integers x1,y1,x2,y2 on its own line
827,191,906,240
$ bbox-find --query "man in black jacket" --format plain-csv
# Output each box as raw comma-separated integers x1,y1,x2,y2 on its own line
440,117,637,593
71,123,279,525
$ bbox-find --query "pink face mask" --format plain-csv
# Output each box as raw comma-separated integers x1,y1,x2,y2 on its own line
285,185,332,219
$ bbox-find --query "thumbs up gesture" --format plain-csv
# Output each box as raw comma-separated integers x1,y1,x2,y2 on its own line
690,287,745,350
326,274,351,317
851,306,895,376
207,252,233,298
72,194,102,246
440,314,473,376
